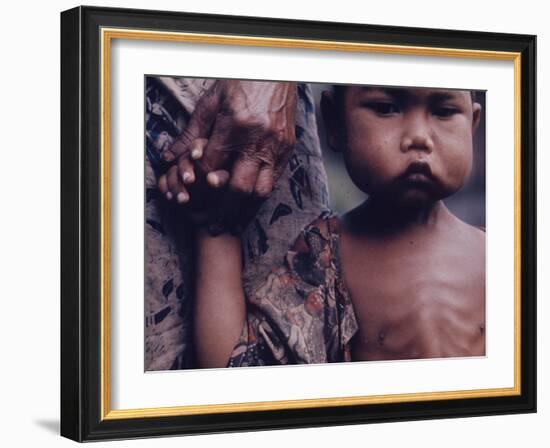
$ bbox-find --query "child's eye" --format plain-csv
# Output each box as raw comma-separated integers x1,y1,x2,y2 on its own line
364,102,400,116
433,106,460,118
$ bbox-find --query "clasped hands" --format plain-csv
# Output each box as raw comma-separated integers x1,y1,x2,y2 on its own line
158,80,297,234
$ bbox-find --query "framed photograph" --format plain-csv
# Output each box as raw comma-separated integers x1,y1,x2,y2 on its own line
60,5,536,442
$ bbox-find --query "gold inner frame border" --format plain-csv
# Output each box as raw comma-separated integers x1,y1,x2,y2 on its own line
99,27,522,421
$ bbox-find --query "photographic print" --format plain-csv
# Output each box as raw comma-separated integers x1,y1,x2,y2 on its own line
144,77,487,371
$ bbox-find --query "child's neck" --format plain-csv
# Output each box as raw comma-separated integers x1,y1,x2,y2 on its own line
346,197,450,238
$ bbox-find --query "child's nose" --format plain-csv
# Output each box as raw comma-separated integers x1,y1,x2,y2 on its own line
400,114,435,154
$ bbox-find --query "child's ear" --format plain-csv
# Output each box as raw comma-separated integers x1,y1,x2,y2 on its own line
472,102,481,133
320,90,345,153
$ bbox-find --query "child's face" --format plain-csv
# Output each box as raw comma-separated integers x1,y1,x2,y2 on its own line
323,86,481,208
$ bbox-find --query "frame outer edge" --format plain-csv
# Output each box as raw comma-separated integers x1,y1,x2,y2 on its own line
522,34,537,412
63,5,537,440
60,6,83,442
532,35,537,412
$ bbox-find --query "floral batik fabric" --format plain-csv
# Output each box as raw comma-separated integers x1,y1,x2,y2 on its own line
228,212,359,367
145,78,330,370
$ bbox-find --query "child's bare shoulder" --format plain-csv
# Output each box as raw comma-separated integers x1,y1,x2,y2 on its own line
451,215,486,249
446,216,486,280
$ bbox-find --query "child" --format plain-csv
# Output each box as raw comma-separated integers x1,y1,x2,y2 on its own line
162,85,486,368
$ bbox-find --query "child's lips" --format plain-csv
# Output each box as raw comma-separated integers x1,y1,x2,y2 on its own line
398,161,437,190
400,161,434,180
405,172,432,182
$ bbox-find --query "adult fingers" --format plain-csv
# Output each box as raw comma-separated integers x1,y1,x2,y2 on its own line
190,138,208,160
228,155,262,196
196,123,235,174
254,164,274,198
178,157,195,185
162,115,203,162
206,170,230,189
211,153,262,232
162,139,184,163
163,85,222,162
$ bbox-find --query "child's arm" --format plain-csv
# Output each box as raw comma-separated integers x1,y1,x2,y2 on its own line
193,228,246,368
156,138,257,367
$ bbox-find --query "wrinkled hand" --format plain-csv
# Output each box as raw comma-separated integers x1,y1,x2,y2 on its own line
159,80,297,230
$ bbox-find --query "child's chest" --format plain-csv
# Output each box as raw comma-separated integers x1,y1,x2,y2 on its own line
340,235,486,361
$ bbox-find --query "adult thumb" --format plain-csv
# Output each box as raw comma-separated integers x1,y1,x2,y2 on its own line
163,83,222,161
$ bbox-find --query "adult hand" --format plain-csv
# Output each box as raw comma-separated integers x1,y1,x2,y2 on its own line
162,80,297,201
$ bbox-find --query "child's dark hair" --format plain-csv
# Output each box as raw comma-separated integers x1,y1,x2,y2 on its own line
333,84,478,105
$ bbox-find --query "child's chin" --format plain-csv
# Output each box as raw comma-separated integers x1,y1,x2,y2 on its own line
395,188,437,209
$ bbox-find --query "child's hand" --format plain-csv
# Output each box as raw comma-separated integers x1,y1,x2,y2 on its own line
158,138,229,205
158,136,270,235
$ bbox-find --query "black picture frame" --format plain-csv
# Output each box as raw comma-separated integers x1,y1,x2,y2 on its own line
60,5,536,442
